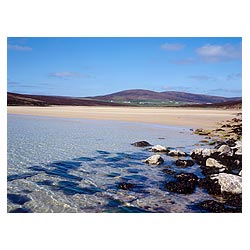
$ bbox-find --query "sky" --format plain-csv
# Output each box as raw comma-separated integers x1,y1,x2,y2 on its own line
7,37,242,97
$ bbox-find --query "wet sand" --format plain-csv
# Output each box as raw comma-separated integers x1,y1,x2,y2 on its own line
7,106,238,129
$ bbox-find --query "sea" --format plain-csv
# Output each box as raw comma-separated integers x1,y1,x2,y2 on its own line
7,114,212,213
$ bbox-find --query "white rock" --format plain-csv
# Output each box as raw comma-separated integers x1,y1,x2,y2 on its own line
190,148,217,158
218,145,233,156
206,158,226,169
168,149,187,157
211,173,242,194
150,145,168,152
143,154,164,165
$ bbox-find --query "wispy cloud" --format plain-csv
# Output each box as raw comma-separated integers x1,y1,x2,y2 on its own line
49,71,90,79
160,43,185,51
8,44,32,51
196,43,241,62
226,73,242,81
189,75,216,81
206,88,242,95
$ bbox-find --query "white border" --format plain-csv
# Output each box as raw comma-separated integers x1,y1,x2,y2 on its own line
1,1,249,250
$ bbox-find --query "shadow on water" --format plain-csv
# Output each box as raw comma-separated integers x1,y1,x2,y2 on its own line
7,193,31,205
7,149,165,212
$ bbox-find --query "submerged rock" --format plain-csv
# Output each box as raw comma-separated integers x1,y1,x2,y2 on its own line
165,173,198,194
175,159,194,167
197,200,226,213
168,149,187,157
150,145,169,152
143,154,164,165
118,182,135,190
131,141,152,147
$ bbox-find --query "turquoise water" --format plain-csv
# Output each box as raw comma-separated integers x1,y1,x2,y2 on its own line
7,114,211,212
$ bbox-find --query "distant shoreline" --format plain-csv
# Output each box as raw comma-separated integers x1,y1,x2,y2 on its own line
7,106,238,129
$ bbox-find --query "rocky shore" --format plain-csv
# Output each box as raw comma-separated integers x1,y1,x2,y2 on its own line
131,112,242,212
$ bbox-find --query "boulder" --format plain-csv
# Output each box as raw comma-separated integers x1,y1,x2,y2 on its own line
211,173,242,194
206,158,226,170
190,148,218,158
143,154,164,165
190,148,218,164
165,173,198,194
175,159,194,167
150,145,169,152
198,200,226,213
168,149,187,157
217,144,233,156
131,141,152,147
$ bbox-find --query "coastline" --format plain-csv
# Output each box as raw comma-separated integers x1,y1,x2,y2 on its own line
7,106,238,129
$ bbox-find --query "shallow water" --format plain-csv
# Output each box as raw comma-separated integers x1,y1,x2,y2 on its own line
8,114,212,213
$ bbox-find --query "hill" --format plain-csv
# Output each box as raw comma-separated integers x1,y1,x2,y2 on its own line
7,92,125,106
90,89,241,104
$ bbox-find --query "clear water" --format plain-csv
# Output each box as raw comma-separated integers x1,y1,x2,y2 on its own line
7,114,211,213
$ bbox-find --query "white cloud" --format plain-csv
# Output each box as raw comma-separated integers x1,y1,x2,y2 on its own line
196,43,241,62
8,44,32,51
160,43,185,51
49,71,90,79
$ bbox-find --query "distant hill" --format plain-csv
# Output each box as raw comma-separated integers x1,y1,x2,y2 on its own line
8,90,242,108
180,100,242,109
7,92,125,106
90,89,241,104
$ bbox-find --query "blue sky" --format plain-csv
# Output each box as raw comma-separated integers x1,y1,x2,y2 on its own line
7,37,242,97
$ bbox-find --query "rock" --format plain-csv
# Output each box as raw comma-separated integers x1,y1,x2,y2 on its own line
161,168,176,175
235,147,242,155
194,128,211,135
198,200,226,213
131,141,152,147
191,148,218,158
165,173,198,194
190,148,218,164
150,145,169,152
217,144,233,156
198,177,222,195
206,158,226,170
168,149,187,157
211,173,242,194
118,182,135,190
175,159,194,167
143,154,164,165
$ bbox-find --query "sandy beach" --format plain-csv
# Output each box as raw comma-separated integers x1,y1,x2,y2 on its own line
7,106,238,129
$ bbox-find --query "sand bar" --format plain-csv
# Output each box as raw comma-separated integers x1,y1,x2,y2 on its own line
7,106,239,129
